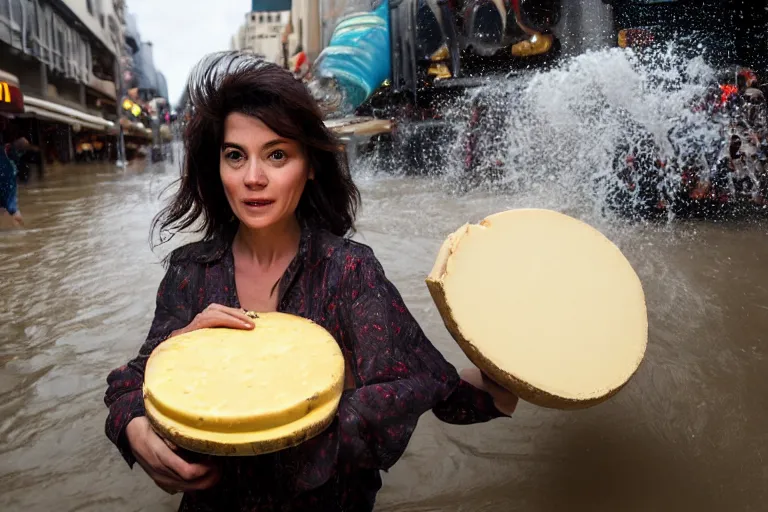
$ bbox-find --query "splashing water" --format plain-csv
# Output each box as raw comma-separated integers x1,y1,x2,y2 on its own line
356,44,739,223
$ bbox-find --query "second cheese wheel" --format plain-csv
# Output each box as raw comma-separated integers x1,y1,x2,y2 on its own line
426,209,648,409
144,312,345,455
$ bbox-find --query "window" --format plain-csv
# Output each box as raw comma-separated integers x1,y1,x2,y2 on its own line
259,14,264,23
267,14,272,23
276,13,281,23
252,14,256,21
86,0,93,15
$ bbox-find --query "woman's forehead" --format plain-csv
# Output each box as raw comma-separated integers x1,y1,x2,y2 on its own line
222,113,294,146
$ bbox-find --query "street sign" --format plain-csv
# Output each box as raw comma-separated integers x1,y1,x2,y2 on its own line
0,81,24,114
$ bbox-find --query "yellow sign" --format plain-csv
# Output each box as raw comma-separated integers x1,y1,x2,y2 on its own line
122,98,143,118
0,82,10,103
0,81,22,113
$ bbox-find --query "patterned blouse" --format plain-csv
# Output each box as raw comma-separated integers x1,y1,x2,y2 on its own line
104,225,505,511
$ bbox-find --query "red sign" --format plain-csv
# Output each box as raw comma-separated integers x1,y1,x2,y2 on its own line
0,81,24,114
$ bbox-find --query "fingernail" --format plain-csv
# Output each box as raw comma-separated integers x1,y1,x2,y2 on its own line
243,321,252,328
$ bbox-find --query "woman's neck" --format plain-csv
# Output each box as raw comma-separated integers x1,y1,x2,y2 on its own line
233,216,302,268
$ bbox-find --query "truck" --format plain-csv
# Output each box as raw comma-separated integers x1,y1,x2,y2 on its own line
313,0,615,176
315,0,768,218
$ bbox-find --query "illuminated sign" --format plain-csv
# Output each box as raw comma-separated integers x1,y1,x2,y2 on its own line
122,98,143,118
0,81,24,113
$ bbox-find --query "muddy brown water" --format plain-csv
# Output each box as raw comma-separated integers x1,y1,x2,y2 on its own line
0,162,766,511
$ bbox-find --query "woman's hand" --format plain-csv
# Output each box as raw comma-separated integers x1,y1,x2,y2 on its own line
125,417,220,494
171,304,255,338
460,367,519,416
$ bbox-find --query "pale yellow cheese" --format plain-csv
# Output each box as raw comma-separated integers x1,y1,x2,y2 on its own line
143,312,345,455
426,209,647,409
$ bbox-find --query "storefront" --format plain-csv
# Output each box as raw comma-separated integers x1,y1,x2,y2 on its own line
22,96,114,132
0,70,35,179
18,95,115,165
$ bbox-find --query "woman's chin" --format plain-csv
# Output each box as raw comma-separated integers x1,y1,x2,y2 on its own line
235,210,290,232
238,218,277,231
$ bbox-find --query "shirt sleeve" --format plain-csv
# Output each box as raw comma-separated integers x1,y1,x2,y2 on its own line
103,258,196,467
332,248,505,471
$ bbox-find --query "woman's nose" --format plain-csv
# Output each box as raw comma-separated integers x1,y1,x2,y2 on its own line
243,161,268,188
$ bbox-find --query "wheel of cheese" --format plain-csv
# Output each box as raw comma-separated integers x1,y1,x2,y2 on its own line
426,209,647,409
143,312,345,456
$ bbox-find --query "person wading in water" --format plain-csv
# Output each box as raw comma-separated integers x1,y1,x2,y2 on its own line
104,51,518,512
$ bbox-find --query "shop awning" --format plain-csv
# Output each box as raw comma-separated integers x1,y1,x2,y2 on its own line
20,96,115,131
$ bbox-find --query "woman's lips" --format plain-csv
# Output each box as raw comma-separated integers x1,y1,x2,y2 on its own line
243,199,275,209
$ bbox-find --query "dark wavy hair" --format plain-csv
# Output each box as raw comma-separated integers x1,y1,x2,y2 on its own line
151,51,359,250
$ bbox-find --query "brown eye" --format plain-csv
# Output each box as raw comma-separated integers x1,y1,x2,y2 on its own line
269,149,286,162
224,150,244,163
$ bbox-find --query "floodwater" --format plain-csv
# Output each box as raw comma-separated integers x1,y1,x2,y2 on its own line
0,157,767,512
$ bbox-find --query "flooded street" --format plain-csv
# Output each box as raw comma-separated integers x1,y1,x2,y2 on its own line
0,159,767,511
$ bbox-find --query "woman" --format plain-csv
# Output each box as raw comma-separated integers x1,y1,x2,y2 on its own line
104,51,517,511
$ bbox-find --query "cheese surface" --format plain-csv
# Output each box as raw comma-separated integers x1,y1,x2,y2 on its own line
144,312,345,455
427,209,647,409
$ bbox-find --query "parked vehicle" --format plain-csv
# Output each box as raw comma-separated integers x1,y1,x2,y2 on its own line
311,0,596,174
313,0,768,218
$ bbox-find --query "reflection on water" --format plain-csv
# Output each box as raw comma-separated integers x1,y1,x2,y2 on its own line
1,161,767,511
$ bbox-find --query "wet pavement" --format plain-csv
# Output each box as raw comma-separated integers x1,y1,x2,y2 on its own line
1,161,767,511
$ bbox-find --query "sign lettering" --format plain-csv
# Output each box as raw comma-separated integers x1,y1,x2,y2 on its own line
0,81,25,114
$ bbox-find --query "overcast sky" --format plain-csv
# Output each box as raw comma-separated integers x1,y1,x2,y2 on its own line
127,0,250,106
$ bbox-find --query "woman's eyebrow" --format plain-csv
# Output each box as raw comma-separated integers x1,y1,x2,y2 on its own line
221,142,246,151
263,139,290,150
221,140,290,152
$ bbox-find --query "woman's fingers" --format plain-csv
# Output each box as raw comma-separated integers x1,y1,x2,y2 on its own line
196,309,253,330
199,304,254,329
205,303,255,321
155,438,219,484
170,304,256,338
184,468,222,491
459,367,486,391
460,367,518,416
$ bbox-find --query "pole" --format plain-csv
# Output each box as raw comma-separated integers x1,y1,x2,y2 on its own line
114,56,126,168
113,2,127,168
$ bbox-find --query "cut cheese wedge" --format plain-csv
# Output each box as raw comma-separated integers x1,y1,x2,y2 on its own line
426,209,647,409
143,312,345,456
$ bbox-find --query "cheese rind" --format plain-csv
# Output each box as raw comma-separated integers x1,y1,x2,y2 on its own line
143,312,345,455
426,209,647,409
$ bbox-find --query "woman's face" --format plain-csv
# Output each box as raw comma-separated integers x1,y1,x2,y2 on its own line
220,112,313,232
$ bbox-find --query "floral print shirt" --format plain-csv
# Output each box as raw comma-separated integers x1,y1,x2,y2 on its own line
104,225,505,511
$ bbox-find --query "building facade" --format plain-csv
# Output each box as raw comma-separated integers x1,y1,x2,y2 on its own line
0,0,169,168
289,0,322,61
0,0,125,169
230,4,291,64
